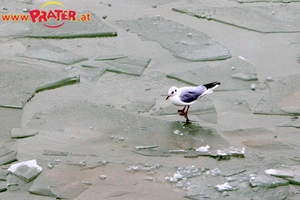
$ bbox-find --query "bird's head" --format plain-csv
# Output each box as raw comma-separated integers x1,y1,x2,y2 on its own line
166,86,178,100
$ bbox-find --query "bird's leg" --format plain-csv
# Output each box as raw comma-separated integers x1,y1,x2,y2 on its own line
178,106,186,116
182,105,190,117
183,106,191,124
185,115,190,124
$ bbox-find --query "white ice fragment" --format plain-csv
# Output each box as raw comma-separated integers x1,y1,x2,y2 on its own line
265,169,295,178
195,145,210,152
214,182,235,192
8,159,42,182
176,181,184,188
180,41,187,45
210,168,222,176
99,175,107,180
251,83,256,91
266,77,272,82
144,176,154,181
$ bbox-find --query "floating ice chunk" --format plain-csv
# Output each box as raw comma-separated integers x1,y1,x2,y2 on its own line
249,174,288,188
135,145,159,150
280,106,300,115
144,176,154,181
8,159,42,182
231,72,258,81
0,169,8,181
126,165,141,173
195,145,210,152
0,148,17,166
207,168,222,176
126,164,161,173
214,182,235,192
169,150,187,154
11,128,37,139
216,147,245,160
265,169,294,178
0,183,7,192
43,150,68,156
166,166,202,184
99,175,107,180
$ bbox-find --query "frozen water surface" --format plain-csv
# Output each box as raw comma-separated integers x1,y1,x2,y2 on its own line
115,17,231,61
173,5,300,33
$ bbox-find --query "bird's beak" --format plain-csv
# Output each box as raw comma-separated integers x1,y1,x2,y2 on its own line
166,95,170,100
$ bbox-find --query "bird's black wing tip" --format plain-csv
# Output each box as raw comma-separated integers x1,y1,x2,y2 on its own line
203,81,221,89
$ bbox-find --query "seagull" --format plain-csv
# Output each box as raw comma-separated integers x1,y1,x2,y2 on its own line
166,81,220,123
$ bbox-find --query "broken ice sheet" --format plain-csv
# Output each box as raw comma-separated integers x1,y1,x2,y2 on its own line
78,62,108,83
214,182,236,192
265,169,294,178
81,55,150,77
0,147,17,166
280,106,300,115
0,183,6,193
135,145,159,150
10,127,37,139
122,98,156,113
17,40,88,65
216,147,245,158
152,97,218,124
172,6,300,33
23,101,230,160
167,57,258,91
249,174,289,188
115,17,231,61
231,72,258,81
29,181,86,199
165,166,203,183
0,59,77,108
8,159,42,182
43,150,69,156
254,74,300,115
100,56,150,76
95,54,128,61
195,145,210,152
279,120,300,128
0,169,8,181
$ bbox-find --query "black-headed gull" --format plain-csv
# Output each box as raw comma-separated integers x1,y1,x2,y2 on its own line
166,81,220,123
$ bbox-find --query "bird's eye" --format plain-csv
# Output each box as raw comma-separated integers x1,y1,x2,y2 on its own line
171,91,174,94
175,89,177,92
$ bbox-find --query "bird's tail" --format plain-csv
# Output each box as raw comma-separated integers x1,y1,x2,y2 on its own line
202,81,221,95
203,81,221,90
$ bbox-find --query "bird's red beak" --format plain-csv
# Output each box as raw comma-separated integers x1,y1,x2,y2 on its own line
166,95,170,100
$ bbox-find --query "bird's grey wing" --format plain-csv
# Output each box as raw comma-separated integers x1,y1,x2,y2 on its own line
179,87,207,103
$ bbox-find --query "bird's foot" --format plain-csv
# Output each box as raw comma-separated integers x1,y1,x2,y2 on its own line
178,106,186,114
185,115,191,124
180,112,187,116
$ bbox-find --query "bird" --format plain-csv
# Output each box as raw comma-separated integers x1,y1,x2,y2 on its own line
166,81,220,123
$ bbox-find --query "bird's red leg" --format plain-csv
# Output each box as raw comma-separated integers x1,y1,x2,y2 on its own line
183,105,190,124
182,105,190,117
178,106,186,115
